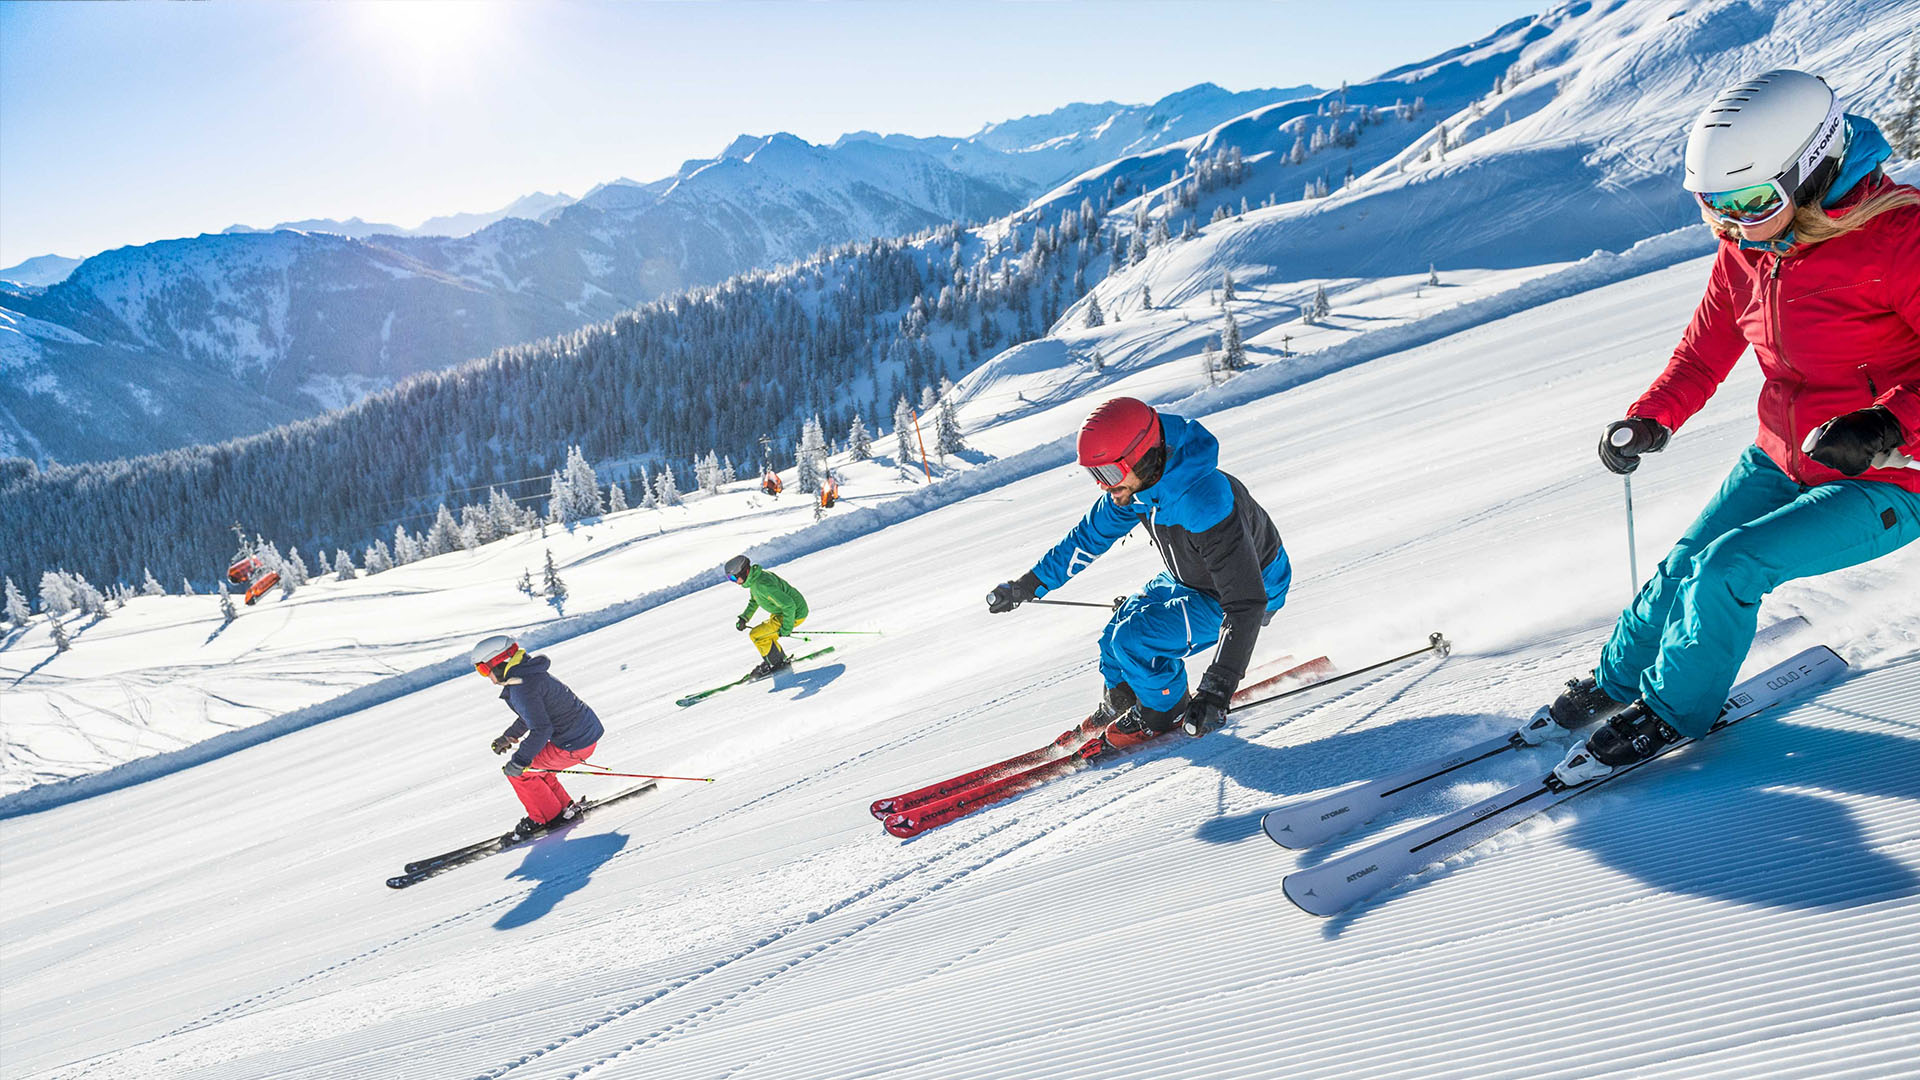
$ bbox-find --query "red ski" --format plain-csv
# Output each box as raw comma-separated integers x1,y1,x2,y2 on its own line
883,735,1114,838
869,712,1107,820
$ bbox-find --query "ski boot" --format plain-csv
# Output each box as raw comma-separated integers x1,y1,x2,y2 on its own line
513,815,548,838
748,643,791,679
1515,675,1629,747
1092,682,1138,724
1102,692,1187,750
1551,701,1680,788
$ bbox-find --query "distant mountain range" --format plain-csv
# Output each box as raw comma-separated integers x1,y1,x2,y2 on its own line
219,190,579,241
0,82,1318,464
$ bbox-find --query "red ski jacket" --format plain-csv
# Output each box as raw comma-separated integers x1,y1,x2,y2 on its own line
1632,177,1920,494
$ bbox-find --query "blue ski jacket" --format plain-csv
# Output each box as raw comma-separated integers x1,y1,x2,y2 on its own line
498,655,605,767
1030,412,1290,689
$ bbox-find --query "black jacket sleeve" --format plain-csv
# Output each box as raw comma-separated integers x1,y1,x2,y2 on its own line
1193,502,1268,690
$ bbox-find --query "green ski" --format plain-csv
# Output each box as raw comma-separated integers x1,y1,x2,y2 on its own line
675,647,837,707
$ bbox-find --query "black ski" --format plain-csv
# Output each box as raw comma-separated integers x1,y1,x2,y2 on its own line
386,782,658,889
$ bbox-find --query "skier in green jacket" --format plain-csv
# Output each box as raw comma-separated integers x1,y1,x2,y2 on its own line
725,555,809,677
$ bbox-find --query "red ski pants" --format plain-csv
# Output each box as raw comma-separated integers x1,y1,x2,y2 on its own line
509,742,597,823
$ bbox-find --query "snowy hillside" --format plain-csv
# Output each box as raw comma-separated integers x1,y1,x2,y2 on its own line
5,239,1918,1078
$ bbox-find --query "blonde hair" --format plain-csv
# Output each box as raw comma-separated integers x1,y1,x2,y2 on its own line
1703,181,1920,246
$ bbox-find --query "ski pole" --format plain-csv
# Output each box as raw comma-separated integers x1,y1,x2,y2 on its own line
530,769,716,782
790,629,885,635
1622,472,1640,599
1230,632,1451,714
1029,598,1127,611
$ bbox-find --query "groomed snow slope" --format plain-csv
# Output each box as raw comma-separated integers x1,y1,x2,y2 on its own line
5,254,1919,1079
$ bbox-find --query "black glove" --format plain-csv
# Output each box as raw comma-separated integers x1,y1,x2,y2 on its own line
736,615,750,632
986,571,1042,614
1180,668,1236,737
491,735,517,755
1599,417,1670,475
502,760,527,778
1805,406,1904,477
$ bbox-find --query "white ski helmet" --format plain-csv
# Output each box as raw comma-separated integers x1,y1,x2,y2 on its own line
1684,69,1846,222
470,634,520,675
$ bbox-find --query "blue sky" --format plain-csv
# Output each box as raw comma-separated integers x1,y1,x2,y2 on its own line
0,0,1543,267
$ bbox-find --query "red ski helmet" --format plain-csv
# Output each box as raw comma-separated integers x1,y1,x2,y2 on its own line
1077,398,1163,487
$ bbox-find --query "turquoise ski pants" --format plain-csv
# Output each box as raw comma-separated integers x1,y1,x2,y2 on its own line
1597,445,1920,737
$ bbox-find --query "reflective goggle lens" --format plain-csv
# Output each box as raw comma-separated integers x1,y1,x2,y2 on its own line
1697,182,1785,224
1085,462,1127,486
475,662,492,677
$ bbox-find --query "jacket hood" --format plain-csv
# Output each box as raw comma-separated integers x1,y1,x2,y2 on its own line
504,653,550,682
1133,412,1217,512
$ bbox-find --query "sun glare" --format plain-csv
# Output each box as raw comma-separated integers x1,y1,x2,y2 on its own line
351,1,507,86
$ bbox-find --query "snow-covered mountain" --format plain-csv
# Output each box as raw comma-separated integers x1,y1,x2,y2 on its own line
0,138,1025,463
220,190,578,240
0,81,1333,467
0,253,82,288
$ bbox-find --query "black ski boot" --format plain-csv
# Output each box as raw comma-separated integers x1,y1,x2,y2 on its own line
1552,701,1680,787
748,644,791,679
513,815,547,838
1548,675,1631,731
1093,682,1138,724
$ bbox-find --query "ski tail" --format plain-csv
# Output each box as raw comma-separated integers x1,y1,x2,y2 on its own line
883,737,1107,838
869,713,1105,820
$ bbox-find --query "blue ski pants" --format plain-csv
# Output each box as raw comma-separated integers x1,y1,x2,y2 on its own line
1597,445,1920,737
1100,573,1228,714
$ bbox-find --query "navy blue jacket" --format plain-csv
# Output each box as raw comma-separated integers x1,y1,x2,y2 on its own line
1031,413,1291,689
499,655,604,767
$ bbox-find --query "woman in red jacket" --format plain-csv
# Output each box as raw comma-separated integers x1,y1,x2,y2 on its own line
1550,69,1920,784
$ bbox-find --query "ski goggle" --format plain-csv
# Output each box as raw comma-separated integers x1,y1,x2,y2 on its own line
1695,181,1789,225
1085,461,1130,487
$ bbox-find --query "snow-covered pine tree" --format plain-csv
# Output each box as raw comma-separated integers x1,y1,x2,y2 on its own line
1222,271,1237,303
543,548,568,611
392,526,419,565
51,614,72,652
653,463,681,506
140,567,166,596
607,481,629,513
335,549,356,580
518,568,534,595
366,539,393,574
639,465,659,508
1311,284,1332,322
488,487,519,539
181,578,196,595
219,582,237,623
315,550,333,577
848,415,872,461
893,396,917,466
1222,311,1246,370
935,378,967,460
1428,263,1440,287
39,570,75,616
1140,283,1153,310
1202,340,1220,387
5,576,30,626
797,416,827,494
721,456,737,485
545,469,571,525
564,446,603,519
1084,295,1105,328
75,574,107,617
285,547,311,585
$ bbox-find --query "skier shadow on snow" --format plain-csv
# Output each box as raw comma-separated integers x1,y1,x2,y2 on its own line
1188,711,1510,853
769,661,845,701
1551,712,1920,913
493,828,630,931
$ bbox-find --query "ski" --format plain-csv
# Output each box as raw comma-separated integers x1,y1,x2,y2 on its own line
386,782,658,889
869,713,1107,820
869,654,1338,821
883,735,1118,838
1262,616,1809,850
675,647,836,707
1281,645,1845,917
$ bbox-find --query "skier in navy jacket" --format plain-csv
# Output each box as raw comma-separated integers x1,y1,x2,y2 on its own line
987,398,1292,742
469,636,606,836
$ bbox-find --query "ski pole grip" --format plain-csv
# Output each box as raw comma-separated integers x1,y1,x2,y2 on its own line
1610,426,1637,448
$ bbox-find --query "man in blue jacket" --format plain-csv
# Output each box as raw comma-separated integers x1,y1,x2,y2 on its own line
470,636,606,835
987,398,1292,742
